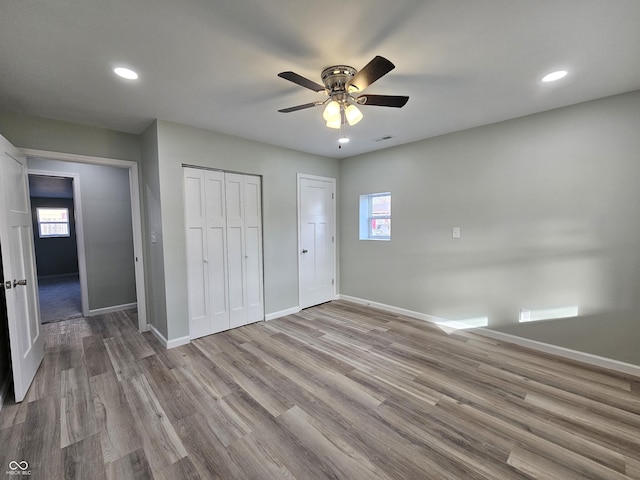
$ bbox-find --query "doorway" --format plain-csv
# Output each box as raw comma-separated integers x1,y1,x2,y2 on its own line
29,174,83,323
23,149,147,332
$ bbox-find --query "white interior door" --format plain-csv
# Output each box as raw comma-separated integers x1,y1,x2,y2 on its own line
298,174,336,309
0,134,44,402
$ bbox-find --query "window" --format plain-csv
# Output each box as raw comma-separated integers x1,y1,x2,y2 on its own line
359,192,391,240
37,207,70,238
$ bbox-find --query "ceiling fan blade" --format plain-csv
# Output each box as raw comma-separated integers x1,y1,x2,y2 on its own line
278,101,323,113
357,94,409,108
348,56,395,92
278,71,325,93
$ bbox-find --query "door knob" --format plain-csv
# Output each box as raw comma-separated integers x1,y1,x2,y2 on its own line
3,281,11,290
13,279,27,287
302,249,308,253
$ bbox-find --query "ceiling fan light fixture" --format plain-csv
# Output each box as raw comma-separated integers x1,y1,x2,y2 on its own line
326,118,341,129
323,101,341,122
345,104,363,126
338,137,350,144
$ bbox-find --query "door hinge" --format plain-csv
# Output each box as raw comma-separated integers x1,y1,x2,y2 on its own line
331,193,334,199
332,279,335,285
332,236,334,243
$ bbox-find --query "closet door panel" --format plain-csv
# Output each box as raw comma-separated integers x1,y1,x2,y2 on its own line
186,227,209,339
243,175,263,323
245,225,262,322
205,170,229,333
225,174,247,328
184,168,210,339
226,225,245,328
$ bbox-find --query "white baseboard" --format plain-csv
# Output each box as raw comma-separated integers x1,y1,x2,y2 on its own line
474,328,640,378
149,324,190,350
88,302,137,317
338,295,448,324
0,373,11,412
338,295,640,378
265,305,301,321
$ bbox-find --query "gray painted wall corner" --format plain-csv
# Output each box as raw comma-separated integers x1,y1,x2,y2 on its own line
140,121,169,339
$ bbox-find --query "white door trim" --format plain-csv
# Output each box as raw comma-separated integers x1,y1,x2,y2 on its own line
27,169,89,317
297,173,337,308
20,148,148,332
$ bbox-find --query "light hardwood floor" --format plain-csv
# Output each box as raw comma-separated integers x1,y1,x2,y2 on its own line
1,301,639,479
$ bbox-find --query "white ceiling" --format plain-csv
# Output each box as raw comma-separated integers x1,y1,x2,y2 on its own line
1,0,639,159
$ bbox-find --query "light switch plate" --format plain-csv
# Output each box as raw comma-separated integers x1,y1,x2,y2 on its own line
452,226,461,238
150,231,157,243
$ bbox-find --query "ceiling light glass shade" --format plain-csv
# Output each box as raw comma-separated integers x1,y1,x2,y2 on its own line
326,118,342,129
344,104,363,126
338,137,350,144
323,101,341,122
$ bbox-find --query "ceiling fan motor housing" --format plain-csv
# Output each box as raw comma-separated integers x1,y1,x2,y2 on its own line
321,65,357,97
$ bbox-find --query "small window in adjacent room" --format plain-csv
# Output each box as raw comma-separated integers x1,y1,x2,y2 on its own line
359,192,391,240
37,207,70,238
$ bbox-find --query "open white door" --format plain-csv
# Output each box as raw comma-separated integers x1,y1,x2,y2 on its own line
0,134,44,402
298,174,336,309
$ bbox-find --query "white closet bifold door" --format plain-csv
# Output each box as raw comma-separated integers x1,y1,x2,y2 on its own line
225,173,247,329
205,170,230,334
243,174,264,324
185,168,211,339
184,167,263,339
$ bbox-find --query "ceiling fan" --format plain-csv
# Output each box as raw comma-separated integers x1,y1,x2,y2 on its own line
277,56,409,130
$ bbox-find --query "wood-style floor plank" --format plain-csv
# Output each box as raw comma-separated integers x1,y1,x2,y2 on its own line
1,303,639,479
120,373,188,473
105,448,154,480
62,433,108,480
90,371,143,464
60,365,97,448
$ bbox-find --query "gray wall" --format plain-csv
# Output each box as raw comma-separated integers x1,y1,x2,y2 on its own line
140,121,168,337
3,96,639,366
27,158,137,311
0,112,140,162
340,90,640,365
147,120,339,340
493,311,640,366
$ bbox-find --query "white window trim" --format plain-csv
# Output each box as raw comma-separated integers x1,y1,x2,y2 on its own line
359,192,391,241
36,207,70,238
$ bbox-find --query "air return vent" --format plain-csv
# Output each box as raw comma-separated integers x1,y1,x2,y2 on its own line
373,135,395,142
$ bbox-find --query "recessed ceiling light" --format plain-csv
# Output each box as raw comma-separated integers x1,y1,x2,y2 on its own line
113,67,138,80
541,70,568,83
